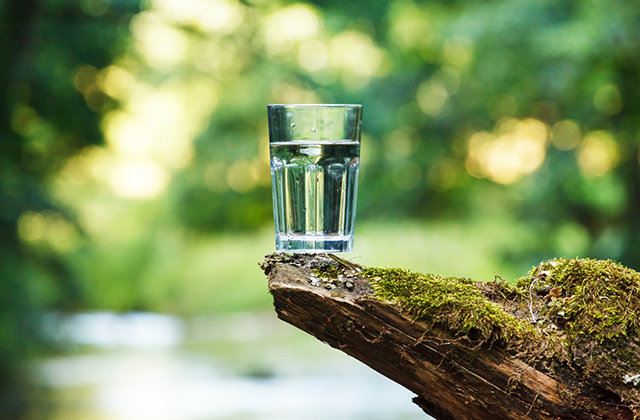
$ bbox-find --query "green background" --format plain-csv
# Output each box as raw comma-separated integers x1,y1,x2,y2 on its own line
1,0,640,417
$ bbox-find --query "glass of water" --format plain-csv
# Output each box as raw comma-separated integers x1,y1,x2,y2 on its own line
268,104,363,253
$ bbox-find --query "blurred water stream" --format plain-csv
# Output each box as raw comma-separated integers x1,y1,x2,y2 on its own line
38,311,431,420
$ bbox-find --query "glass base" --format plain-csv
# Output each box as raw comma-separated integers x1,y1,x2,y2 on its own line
275,234,354,253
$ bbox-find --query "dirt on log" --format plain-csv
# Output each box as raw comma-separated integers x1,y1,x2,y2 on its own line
259,252,640,420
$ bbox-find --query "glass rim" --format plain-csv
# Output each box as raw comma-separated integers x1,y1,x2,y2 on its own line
268,104,362,108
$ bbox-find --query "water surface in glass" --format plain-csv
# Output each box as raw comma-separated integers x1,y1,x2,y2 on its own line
268,105,362,253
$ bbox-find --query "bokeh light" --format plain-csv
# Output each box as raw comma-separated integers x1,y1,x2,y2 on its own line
204,162,229,192
17,211,46,242
97,65,136,100
131,12,190,69
227,160,259,193
263,4,320,55
383,128,416,160
153,0,244,34
428,158,460,191
593,84,623,116
298,40,330,72
388,0,433,50
17,211,80,252
554,222,590,257
576,130,619,177
329,31,385,86
442,36,473,68
109,159,170,199
551,120,581,151
417,78,449,115
466,118,548,184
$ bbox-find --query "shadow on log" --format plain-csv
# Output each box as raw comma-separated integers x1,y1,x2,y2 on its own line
260,253,639,420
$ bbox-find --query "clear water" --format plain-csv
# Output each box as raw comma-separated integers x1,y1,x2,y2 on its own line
270,140,360,253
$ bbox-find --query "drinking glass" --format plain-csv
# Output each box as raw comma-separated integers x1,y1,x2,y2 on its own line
268,104,363,253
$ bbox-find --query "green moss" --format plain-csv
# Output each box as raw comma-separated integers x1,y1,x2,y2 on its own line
515,257,640,344
312,265,339,278
362,258,640,412
515,257,640,407
330,289,345,298
362,266,538,346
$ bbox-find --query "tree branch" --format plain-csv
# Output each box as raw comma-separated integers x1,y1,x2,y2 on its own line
260,253,635,420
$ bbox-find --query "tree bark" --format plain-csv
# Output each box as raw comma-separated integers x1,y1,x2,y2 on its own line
259,253,635,420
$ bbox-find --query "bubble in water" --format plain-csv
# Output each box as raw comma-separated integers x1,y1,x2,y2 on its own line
310,127,316,133
291,123,296,128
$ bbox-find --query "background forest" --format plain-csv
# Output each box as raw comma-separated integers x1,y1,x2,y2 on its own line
1,0,640,417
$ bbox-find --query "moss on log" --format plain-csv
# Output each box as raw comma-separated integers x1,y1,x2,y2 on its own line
260,253,640,420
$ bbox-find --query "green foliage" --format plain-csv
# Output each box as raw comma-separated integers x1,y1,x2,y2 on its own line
148,0,640,269
20,0,640,319
179,187,272,232
0,0,138,418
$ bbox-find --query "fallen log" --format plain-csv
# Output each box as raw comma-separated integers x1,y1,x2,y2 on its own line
259,253,640,420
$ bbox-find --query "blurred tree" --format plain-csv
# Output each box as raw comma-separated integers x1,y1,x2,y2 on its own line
0,0,138,417
1,0,638,347
40,0,640,316
168,0,640,270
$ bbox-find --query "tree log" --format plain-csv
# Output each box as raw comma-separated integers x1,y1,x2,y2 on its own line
259,253,636,420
